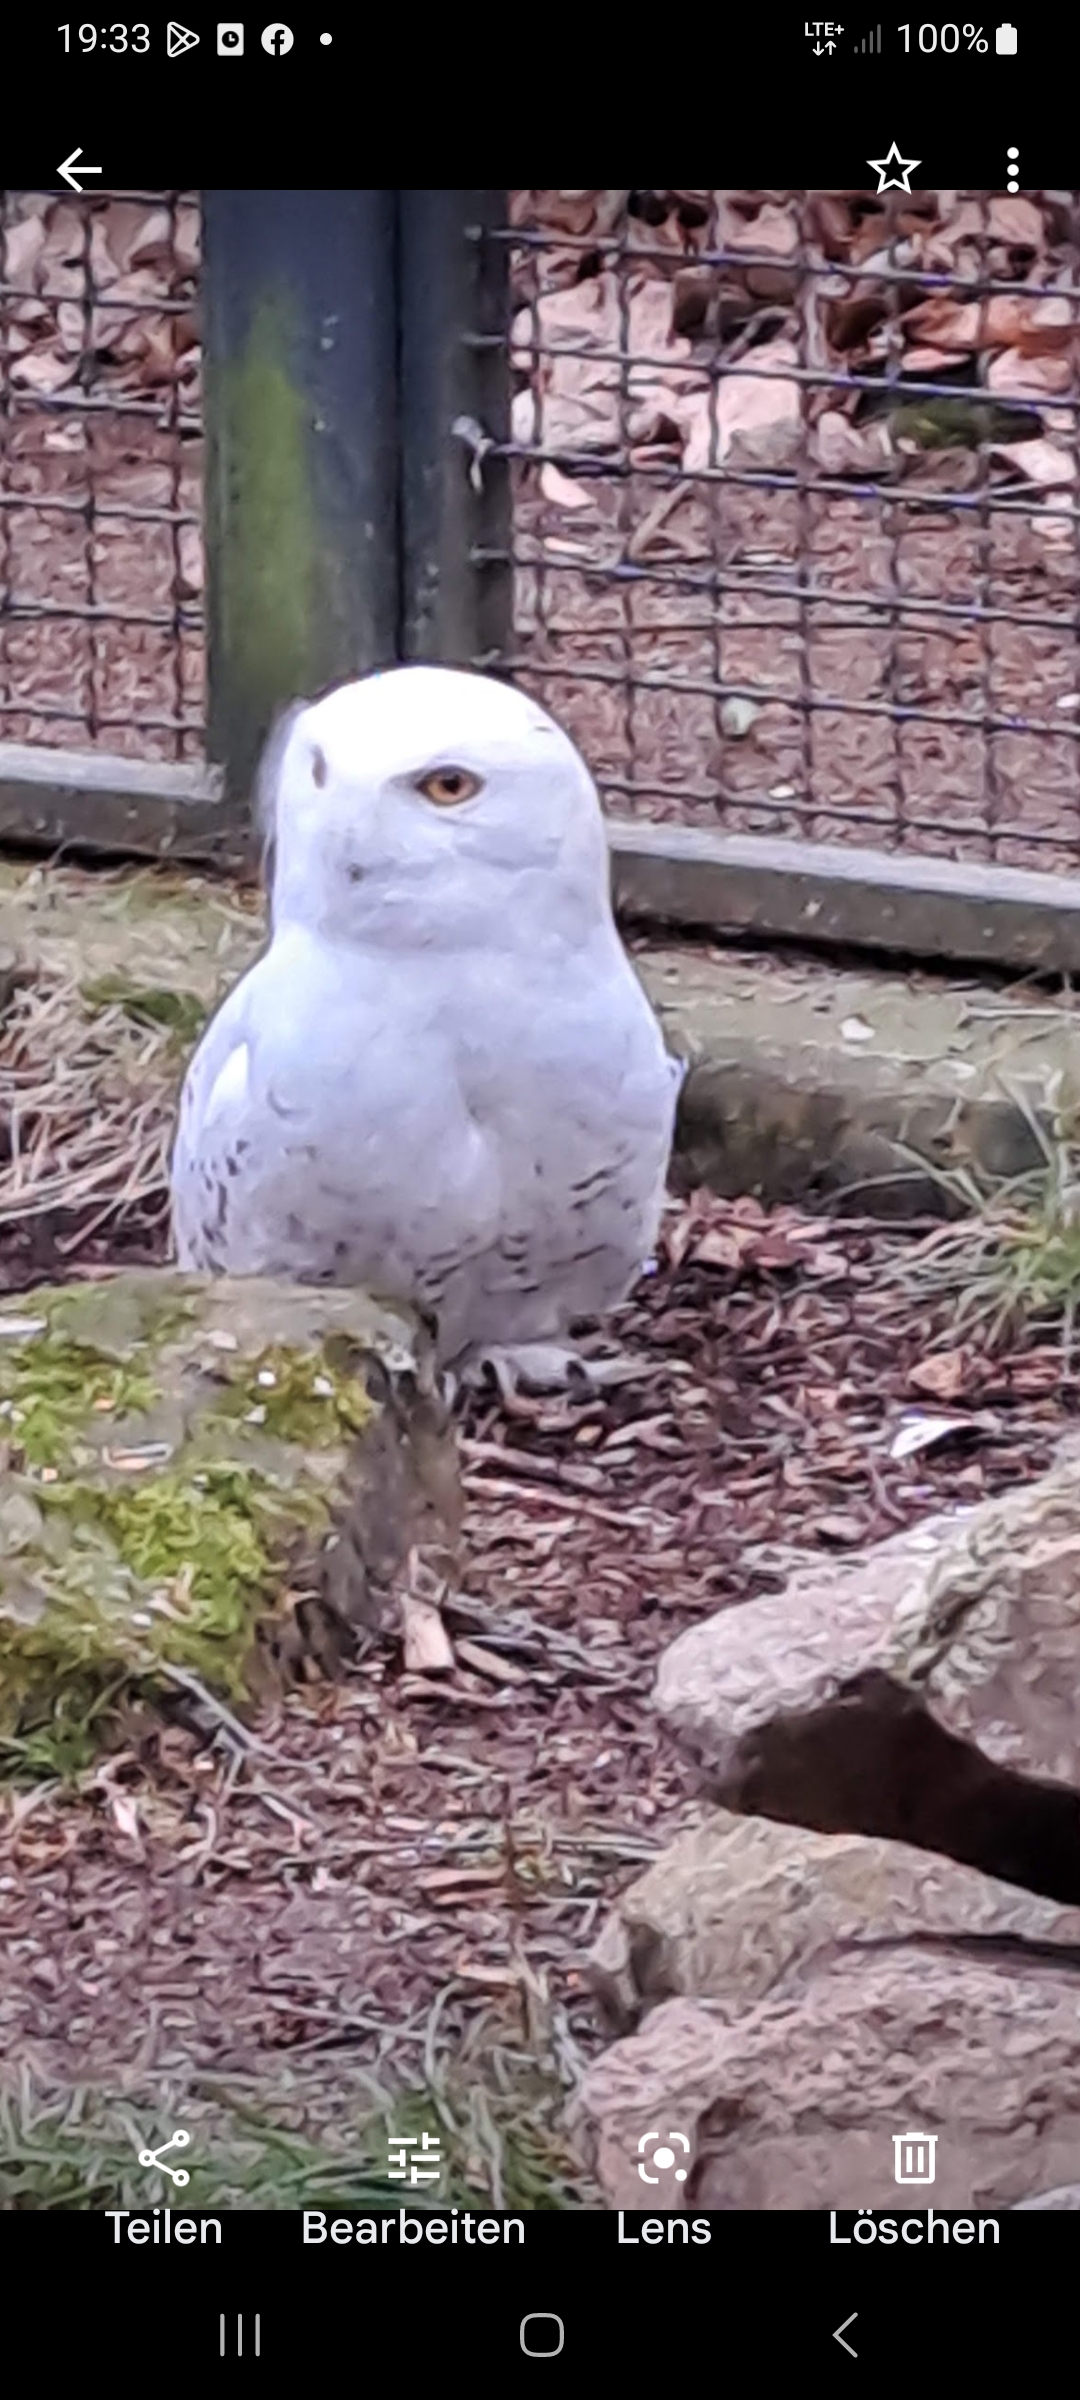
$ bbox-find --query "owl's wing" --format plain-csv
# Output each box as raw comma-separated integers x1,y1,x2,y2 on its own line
170,947,355,1273
460,968,680,1326
170,947,504,1290
170,973,271,1269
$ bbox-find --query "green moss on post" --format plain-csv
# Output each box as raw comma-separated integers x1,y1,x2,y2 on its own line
214,297,323,751
202,191,400,804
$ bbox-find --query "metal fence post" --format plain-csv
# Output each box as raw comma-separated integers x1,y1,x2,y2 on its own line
398,191,512,671
201,190,399,803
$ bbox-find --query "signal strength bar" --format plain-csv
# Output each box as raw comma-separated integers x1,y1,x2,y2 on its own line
857,23,881,48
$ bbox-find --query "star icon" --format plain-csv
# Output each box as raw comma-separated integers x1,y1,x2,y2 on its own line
867,142,921,194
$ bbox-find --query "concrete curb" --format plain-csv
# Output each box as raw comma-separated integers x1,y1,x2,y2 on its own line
2,859,1075,1225
638,946,1078,1218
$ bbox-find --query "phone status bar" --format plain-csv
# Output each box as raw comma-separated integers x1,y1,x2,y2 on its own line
804,20,1017,53
55,24,335,56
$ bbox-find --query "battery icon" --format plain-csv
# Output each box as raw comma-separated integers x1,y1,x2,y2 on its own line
995,22,1017,50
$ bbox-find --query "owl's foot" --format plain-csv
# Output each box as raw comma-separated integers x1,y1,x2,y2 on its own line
462,1342,649,1402
458,1342,584,1401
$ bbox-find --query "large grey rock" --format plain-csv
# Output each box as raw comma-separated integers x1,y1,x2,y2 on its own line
588,1810,1080,2031
655,1468,1080,1904
573,1945,1080,2212
0,1270,460,1771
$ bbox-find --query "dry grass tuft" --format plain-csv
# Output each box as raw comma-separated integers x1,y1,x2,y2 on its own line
0,967,189,1249
886,1085,1080,1355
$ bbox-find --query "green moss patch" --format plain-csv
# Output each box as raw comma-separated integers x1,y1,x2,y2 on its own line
0,1335,159,1470
80,974,210,1048
212,1341,376,1447
0,1272,422,1782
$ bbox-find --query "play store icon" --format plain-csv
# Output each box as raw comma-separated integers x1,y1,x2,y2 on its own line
166,22,200,52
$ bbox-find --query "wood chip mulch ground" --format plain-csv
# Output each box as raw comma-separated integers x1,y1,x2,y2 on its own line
0,1187,1074,2129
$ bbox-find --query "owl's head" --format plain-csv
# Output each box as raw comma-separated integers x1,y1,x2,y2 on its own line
260,666,613,951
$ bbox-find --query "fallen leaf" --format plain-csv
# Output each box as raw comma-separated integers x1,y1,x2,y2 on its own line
510,189,626,242
2,214,48,290
803,1245,851,1281
416,1867,506,1893
660,1210,702,1269
902,293,1073,355
450,1963,523,1987
988,194,1045,250
746,1237,808,1269
453,1638,530,1687
815,411,892,475
908,1351,970,1401
1004,1355,1064,1395
511,273,697,457
716,196,799,260
10,350,78,395
110,1795,142,1843
178,523,204,595
987,348,1075,402
400,1593,455,1675
991,439,1076,490
539,462,593,511
902,344,973,374
680,340,802,472
692,1225,759,1269
814,1514,865,1545
921,195,1045,259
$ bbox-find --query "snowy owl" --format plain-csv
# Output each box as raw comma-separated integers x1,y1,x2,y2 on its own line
170,665,679,1392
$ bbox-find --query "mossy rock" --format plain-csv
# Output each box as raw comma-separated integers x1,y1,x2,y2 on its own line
0,1271,460,1778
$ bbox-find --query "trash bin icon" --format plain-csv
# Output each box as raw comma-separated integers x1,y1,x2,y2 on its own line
893,2132,938,2185
995,22,1017,51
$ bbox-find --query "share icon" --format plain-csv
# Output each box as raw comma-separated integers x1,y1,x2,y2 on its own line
138,2129,191,2186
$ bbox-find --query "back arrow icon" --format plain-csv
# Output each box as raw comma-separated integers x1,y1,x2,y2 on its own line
58,148,103,193
833,2312,858,2359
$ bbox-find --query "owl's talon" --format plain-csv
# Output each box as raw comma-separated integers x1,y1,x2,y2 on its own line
482,1344,584,1400
462,1342,648,1401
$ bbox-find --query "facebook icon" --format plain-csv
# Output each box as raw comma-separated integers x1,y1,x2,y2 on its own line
260,20,294,49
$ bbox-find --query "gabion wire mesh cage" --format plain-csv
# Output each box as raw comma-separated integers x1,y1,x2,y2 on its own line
0,188,203,764
501,188,1080,874
5,184,1080,909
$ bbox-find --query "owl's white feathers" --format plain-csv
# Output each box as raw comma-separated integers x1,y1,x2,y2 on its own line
171,666,678,1373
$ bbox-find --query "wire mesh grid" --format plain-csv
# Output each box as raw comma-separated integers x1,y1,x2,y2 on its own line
498,189,1080,873
0,188,203,763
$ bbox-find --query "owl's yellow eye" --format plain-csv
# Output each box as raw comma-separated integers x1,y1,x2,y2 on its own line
416,768,482,806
